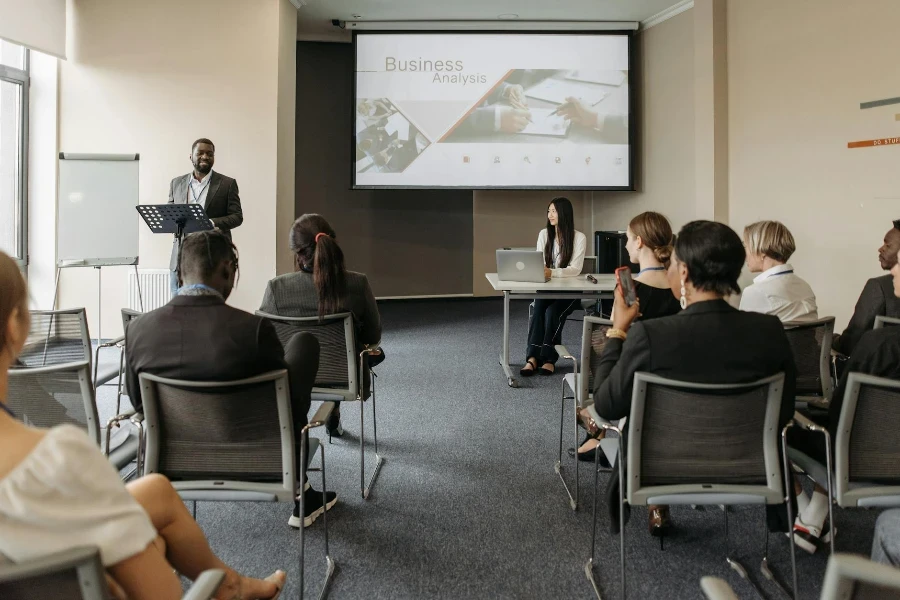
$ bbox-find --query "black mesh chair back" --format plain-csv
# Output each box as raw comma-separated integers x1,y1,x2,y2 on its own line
0,547,106,600
7,362,98,444
17,309,91,368
256,311,358,399
783,317,835,399
627,372,785,502
834,375,900,504
638,381,770,486
141,374,290,483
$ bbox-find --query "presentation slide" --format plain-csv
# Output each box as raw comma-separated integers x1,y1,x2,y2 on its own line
353,33,632,190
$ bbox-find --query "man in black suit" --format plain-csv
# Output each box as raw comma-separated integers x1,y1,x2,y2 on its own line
126,230,336,529
167,138,243,294
833,220,900,357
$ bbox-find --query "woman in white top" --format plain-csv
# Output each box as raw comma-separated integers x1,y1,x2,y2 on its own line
740,220,819,322
0,252,284,600
521,197,587,376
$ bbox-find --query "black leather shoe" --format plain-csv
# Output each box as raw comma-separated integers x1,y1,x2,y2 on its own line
649,507,673,537
326,413,343,438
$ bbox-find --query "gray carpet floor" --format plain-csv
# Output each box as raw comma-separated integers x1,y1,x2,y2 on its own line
94,298,881,599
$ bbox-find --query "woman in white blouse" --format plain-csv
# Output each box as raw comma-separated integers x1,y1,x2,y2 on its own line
740,220,819,322
521,197,587,376
0,252,285,600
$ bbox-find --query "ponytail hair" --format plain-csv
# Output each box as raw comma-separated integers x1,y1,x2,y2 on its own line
289,214,347,319
629,211,675,268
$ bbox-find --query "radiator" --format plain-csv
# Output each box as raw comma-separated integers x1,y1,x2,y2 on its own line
127,269,171,312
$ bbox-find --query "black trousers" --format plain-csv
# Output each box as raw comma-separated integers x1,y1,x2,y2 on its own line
284,332,320,484
526,298,580,364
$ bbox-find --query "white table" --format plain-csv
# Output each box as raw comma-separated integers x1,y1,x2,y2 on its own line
485,273,617,387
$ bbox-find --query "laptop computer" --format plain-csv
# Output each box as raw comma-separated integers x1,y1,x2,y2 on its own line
497,249,549,283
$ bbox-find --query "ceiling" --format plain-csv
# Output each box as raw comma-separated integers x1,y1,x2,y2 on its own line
296,0,687,38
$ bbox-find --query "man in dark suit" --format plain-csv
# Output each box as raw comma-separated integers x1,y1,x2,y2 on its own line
126,230,336,529
833,219,900,357
167,138,243,294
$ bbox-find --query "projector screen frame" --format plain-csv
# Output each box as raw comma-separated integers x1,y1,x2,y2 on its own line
351,29,636,192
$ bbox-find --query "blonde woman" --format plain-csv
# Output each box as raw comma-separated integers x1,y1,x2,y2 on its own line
740,220,818,322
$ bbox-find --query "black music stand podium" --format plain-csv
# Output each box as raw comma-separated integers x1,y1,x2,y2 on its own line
136,204,213,282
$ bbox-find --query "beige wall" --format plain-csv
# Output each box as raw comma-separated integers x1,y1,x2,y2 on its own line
276,0,297,275
59,0,295,337
592,10,696,233
473,191,591,296
728,0,900,329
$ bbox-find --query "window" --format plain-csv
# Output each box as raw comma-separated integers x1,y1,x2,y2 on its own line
0,39,28,266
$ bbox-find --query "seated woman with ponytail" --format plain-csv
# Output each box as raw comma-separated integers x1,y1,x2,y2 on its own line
260,214,382,437
575,211,681,463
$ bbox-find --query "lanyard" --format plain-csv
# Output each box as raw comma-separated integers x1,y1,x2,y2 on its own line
0,402,15,419
768,270,794,278
190,176,211,204
638,266,666,275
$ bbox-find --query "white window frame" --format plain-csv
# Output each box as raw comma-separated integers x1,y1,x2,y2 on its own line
0,47,29,268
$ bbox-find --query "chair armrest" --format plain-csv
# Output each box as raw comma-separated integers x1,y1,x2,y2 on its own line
700,576,740,600
792,411,827,433
306,401,336,431
106,409,136,430
98,335,126,350
360,346,383,357
182,569,226,600
130,412,144,426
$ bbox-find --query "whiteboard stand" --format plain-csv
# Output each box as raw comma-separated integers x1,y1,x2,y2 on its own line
56,153,142,354
136,204,213,287
51,260,144,355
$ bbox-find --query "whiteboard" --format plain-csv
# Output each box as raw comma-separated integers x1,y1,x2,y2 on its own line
57,153,139,266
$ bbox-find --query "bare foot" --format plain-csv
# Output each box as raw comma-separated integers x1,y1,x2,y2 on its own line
216,570,285,600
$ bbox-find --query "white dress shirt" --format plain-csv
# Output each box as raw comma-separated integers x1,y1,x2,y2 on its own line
536,228,587,278
739,263,819,323
187,169,213,206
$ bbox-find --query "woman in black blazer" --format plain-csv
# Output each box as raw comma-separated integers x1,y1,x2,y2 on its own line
580,221,797,538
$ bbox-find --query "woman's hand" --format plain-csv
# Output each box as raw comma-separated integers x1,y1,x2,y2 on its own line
612,285,640,332
544,267,552,280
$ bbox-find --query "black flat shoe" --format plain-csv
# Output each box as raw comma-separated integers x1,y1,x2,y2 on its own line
568,442,612,468
520,359,538,377
539,364,555,376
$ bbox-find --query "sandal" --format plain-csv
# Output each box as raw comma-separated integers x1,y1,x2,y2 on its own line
520,358,539,377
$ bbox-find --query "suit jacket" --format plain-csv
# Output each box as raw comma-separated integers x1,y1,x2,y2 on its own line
593,299,796,426
167,171,243,270
591,299,797,533
125,295,285,413
835,274,900,356
259,270,382,349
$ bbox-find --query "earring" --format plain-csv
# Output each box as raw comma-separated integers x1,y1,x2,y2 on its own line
680,280,687,310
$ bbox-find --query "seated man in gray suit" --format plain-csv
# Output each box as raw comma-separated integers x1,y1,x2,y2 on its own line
168,138,243,294
833,219,900,357
126,231,335,529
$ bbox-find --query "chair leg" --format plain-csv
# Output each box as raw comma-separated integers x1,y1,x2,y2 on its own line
761,526,794,600
723,509,760,598
300,430,307,599
823,430,836,556
115,349,126,415
618,437,626,600
782,425,800,600
360,383,384,500
192,501,197,520
318,440,336,600
584,441,603,599
555,377,577,510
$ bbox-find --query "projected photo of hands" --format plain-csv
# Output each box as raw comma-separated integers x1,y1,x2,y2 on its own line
354,33,633,189
441,69,628,145
356,98,430,174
